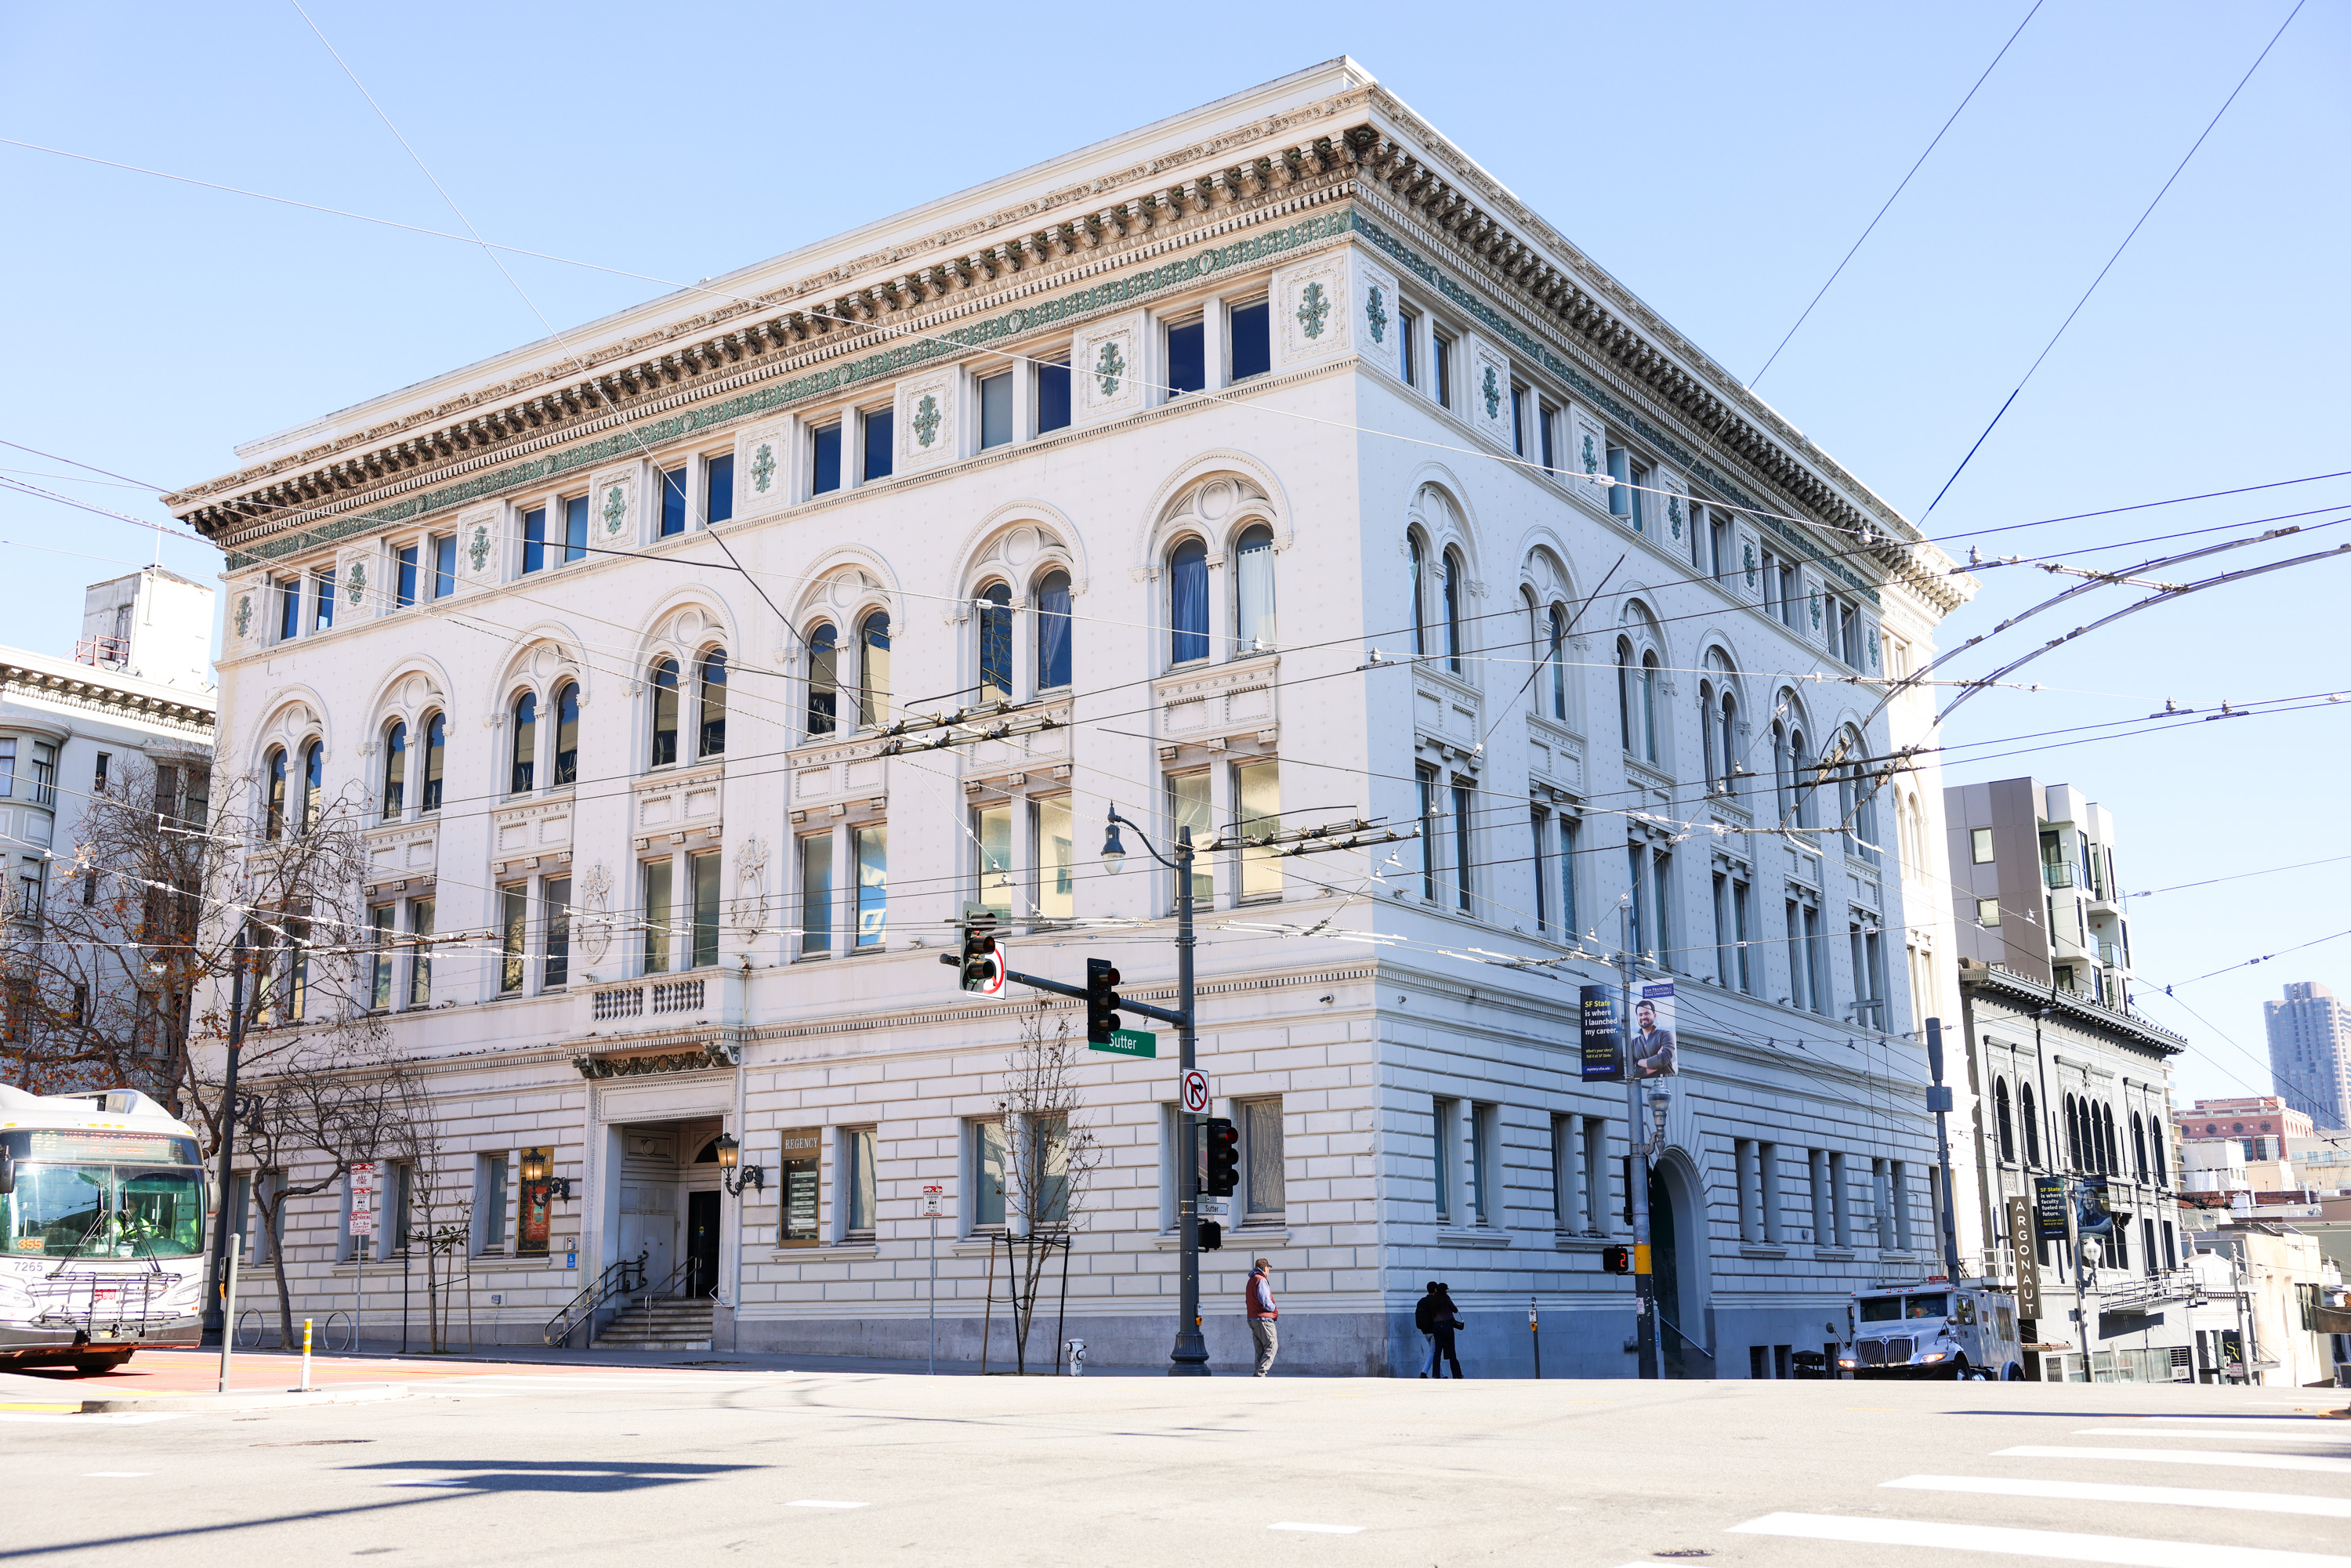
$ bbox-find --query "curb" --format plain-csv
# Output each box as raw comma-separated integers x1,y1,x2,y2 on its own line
79,1383,412,1414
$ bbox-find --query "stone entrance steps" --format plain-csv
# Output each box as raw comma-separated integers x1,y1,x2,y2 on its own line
593,1296,714,1351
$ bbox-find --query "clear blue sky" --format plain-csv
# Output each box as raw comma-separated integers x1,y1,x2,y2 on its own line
4,2,2343,1110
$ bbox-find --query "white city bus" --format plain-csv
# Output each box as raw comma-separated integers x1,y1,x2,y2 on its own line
0,1085,208,1373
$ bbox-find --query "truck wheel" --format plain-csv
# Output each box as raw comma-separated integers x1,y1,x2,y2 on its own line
73,1353,132,1374
2004,1363,2026,1382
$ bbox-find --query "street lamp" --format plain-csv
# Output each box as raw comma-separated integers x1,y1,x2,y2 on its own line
715,1133,764,1196
1100,807,1208,1377
521,1146,572,1201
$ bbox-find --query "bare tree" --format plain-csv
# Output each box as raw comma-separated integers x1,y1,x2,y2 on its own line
385,1073,469,1354
994,1009,1102,1373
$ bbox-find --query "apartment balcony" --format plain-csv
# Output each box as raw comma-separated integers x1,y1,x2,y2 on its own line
2041,862,2075,889
580,968,743,1037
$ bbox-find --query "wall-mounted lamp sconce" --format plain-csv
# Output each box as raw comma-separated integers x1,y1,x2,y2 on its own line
715,1133,764,1197
520,1146,572,1200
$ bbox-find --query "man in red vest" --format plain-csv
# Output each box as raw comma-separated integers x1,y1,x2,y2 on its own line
1245,1258,1279,1376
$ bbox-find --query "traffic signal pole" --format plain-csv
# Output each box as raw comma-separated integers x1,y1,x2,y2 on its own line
1624,943,1659,1380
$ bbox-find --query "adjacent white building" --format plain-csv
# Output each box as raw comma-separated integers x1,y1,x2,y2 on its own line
168,60,1971,1374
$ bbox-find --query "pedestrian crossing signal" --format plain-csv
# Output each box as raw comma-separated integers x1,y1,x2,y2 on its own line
1602,1244,1632,1274
1198,1219,1223,1251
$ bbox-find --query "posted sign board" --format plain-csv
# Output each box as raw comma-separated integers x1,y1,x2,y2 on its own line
2031,1175,2071,1242
2005,1195,2042,1319
1579,985,1623,1081
779,1127,821,1247
1630,982,1679,1078
1092,1028,1156,1059
348,1161,376,1221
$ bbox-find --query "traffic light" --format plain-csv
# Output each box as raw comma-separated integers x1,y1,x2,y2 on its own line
1085,957,1122,1045
1601,1244,1632,1275
940,904,1003,995
1198,1219,1223,1252
1202,1117,1239,1197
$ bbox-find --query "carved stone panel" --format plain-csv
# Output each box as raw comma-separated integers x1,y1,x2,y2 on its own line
1272,254,1349,371
456,504,501,586
588,462,642,548
734,419,791,520
1351,249,1401,376
1073,309,1146,425
896,370,957,473
1465,333,1512,450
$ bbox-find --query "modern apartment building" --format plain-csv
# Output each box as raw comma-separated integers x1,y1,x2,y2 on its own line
1946,777,2132,1012
168,60,1971,1374
2264,982,2351,1130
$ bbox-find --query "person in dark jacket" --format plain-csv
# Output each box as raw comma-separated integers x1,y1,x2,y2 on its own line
1413,1281,1465,1378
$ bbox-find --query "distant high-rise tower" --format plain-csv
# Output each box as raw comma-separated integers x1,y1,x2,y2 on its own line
2262,982,2351,1130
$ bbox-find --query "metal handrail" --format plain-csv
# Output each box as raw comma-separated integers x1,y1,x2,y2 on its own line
618,1253,710,1342
543,1250,647,1348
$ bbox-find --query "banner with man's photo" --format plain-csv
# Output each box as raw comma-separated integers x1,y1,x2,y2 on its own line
1631,981,1678,1078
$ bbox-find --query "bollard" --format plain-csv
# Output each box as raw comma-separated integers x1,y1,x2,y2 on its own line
216,1237,241,1394
1529,1296,1542,1381
300,1318,313,1392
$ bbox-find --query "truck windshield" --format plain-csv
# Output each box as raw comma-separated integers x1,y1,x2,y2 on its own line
1903,1294,1948,1320
1858,1296,1904,1323
5,1164,205,1259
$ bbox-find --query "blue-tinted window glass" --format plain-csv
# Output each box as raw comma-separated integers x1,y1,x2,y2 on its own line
813,424,842,494
1035,570,1072,690
806,624,838,736
1230,302,1271,380
705,454,734,523
278,578,300,639
314,570,335,630
977,584,1012,704
863,411,893,482
980,372,1013,449
1167,320,1205,396
1170,539,1208,664
522,507,547,574
658,468,686,537
433,534,456,598
396,547,418,608
563,495,588,562
1035,361,1071,433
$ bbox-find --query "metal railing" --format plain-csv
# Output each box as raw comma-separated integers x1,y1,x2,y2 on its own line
2088,1267,2201,1316
543,1249,647,1348
2041,862,2075,889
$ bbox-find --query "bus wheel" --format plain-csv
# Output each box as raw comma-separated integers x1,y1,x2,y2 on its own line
72,1353,132,1375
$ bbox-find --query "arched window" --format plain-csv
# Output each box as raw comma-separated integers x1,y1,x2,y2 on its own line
553,681,579,786
2064,1095,2082,1171
264,746,288,840
1789,728,1813,829
2153,1124,2168,1186
421,712,446,811
1441,549,1464,673
859,611,891,727
1718,690,1738,794
1548,605,1569,721
1035,570,1072,690
977,583,1013,704
381,721,407,821
2020,1081,2041,1166
649,658,680,767
1770,720,1789,817
806,624,839,737
2100,1106,2118,1175
2132,1112,2149,1182
1639,650,1659,763
1234,523,1276,652
1616,639,1636,753
299,741,323,835
510,691,538,793
1168,538,1208,664
1524,590,1542,715
1994,1078,2016,1163
1700,681,1719,787
1409,534,1428,657
698,649,727,758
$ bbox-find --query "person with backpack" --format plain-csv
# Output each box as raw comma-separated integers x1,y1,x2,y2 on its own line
1413,1281,1465,1378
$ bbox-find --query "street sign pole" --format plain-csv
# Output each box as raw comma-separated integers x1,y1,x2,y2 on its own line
1623,945,1657,1380
1170,828,1208,1375
922,1184,944,1375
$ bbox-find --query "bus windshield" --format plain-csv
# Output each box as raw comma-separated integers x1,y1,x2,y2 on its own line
5,1164,205,1259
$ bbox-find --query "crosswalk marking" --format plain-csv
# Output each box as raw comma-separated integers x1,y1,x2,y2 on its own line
786,1501,868,1510
1268,1523,1364,1534
1997,1445,2351,1476
1728,1512,2351,1567
2071,1428,2351,1444
1885,1474,2351,1519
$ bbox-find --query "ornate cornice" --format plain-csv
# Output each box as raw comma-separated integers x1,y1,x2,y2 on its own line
1,661,215,733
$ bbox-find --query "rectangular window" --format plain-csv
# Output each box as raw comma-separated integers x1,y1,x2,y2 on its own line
1976,897,2001,928
1165,771,1213,909
1737,1138,1762,1243
855,824,887,948
642,860,672,976
1830,1150,1852,1248
1549,1115,1571,1229
1432,1097,1457,1222
705,453,734,524
1241,1098,1284,1221
1399,308,1419,385
1539,401,1559,473
92,751,110,796
1779,563,1800,628
432,534,457,598
1710,515,1730,581
1761,1143,1783,1244
1971,827,1995,864
779,1128,820,1246
1032,1114,1070,1226
979,371,1013,449
0,738,13,798
1631,846,1651,958
313,569,335,630
1233,759,1281,901
799,832,833,954
479,1154,509,1253
405,897,433,1008
368,904,394,1009
386,1163,414,1255
1714,872,1733,987
1165,317,1205,397
862,410,893,482
395,545,419,608
1433,331,1453,407
277,575,301,640
973,803,1012,918
1559,815,1581,939
1469,1103,1498,1226
1892,1160,1914,1251
1230,300,1271,381
811,422,842,495
973,1120,1007,1229
1651,849,1673,968
498,884,527,995
1031,795,1074,922
1034,357,1071,434
1533,807,1552,934
563,494,588,563
542,875,571,990
690,849,721,969
1732,879,1753,992
522,506,547,574
1805,904,1828,1014
1416,764,1440,901
658,467,687,537
1451,780,1473,914
843,1127,877,1241
1511,385,1528,456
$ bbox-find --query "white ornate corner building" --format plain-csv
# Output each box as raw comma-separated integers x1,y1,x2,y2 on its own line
169,59,1973,1374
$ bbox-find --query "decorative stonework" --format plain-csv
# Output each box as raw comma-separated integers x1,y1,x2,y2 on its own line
1295,280,1330,339
1867,628,1881,671
912,393,941,447
468,524,490,572
347,562,366,606
573,1041,740,1079
751,442,776,493
1094,339,1126,398
1668,497,1684,540
1809,589,1822,632
602,485,627,536
1364,284,1388,343
234,596,252,639
1073,311,1145,425
1743,542,1757,588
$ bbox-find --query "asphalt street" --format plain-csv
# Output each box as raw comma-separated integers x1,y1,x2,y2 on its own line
4,1354,2348,1566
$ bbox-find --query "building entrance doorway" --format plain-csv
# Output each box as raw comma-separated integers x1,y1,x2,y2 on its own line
612,1121,724,1295
686,1190,720,1298
1649,1159,1712,1378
